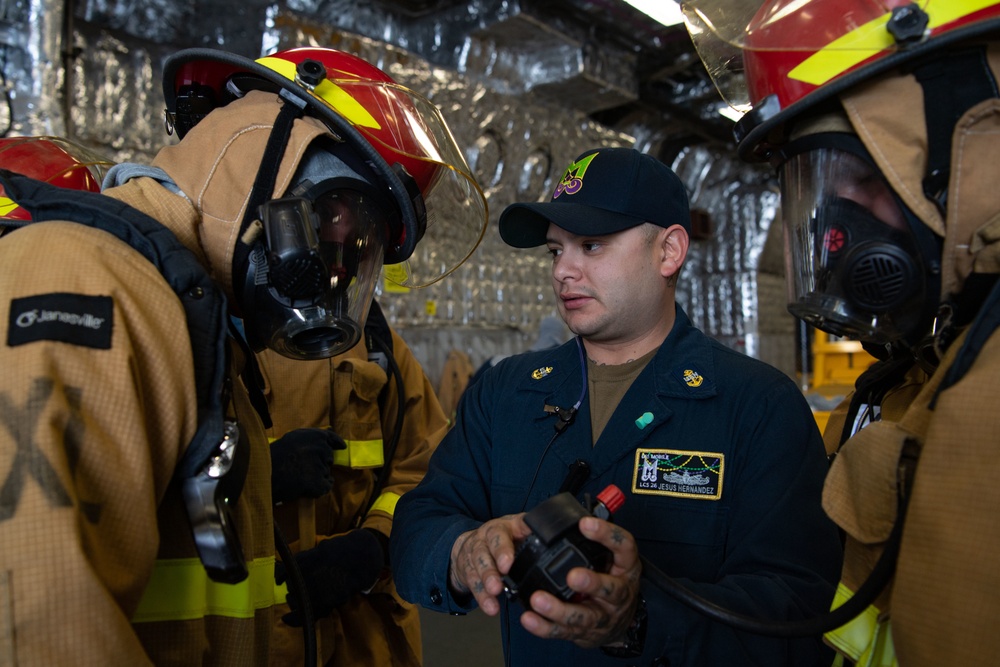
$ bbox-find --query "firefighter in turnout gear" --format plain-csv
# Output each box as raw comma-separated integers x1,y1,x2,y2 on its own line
0,43,484,666
160,46,484,667
684,1,1000,665
259,305,450,667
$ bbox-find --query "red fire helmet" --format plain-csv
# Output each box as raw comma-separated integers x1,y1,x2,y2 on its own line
163,46,487,286
682,0,1000,161
0,136,114,221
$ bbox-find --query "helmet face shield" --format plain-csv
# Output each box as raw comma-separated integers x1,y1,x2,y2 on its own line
681,1,1000,162
682,0,935,113
255,56,488,287
164,47,488,286
780,144,930,343
242,186,386,360
312,78,488,288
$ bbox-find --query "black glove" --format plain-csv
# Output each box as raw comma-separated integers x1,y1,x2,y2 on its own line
275,528,387,627
269,428,346,505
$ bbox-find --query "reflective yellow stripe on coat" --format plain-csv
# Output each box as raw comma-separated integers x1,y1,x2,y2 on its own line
369,491,400,517
333,438,384,468
133,556,277,622
825,583,898,667
268,436,385,469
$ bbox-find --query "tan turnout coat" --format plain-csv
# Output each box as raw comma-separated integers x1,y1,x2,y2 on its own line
259,325,449,667
0,90,338,666
821,40,1000,666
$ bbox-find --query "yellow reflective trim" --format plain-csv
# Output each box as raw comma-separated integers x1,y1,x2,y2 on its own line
790,0,997,86
368,491,400,517
132,556,277,622
869,623,897,667
824,582,897,666
333,438,384,469
269,436,384,469
825,583,878,659
383,264,412,293
275,580,288,605
255,56,381,130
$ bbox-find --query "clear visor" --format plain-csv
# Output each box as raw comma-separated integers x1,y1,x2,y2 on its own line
41,136,116,186
681,0,932,110
780,146,926,343
251,189,385,359
0,136,114,193
320,79,488,287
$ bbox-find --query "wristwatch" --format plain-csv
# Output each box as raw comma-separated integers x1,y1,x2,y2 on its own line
600,593,647,658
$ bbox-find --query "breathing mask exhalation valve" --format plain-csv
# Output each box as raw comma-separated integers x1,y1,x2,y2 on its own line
503,485,625,607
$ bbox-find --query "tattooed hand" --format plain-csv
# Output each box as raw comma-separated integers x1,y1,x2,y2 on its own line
448,513,533,616
518,516,642,649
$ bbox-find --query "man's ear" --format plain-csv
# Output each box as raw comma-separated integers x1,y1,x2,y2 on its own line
659,224,689,279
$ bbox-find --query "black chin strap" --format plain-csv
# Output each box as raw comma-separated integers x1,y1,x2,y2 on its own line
232,90,307,285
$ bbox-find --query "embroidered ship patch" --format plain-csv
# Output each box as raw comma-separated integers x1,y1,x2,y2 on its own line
632,448,723,500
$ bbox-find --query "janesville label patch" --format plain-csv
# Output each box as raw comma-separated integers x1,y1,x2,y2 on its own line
8,293,113,349
632,449,724,500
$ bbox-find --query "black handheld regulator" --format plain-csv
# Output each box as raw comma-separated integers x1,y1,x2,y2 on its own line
503,485,624,607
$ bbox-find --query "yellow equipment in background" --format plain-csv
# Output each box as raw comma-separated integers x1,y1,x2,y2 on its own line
806,333,876,435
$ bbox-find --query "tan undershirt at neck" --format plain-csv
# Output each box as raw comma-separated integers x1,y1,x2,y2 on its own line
587,347,657,444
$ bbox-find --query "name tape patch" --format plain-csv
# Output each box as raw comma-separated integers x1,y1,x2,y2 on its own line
632,448,724,500
8,293,113,350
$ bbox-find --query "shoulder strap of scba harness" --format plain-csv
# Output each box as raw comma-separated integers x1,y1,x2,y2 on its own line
0,169,249,583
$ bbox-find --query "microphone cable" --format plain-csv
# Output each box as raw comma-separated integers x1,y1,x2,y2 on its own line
519,336,588,512
506,337,589,666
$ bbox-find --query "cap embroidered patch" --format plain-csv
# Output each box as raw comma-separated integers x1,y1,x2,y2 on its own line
531,366,553,380
632,448,724,500
8,293,113,350
682,369,704,387
552,152,599,199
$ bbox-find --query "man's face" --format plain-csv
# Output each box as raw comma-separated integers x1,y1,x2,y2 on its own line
315,191,361,291
545,222,671,345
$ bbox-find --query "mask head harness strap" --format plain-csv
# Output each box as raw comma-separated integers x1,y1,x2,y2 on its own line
900,45,999,365
230,86,309,281
909,46,999,214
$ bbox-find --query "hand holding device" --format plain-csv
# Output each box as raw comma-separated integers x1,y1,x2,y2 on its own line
503,485,624,605
505,485,643,651
448,514,534,616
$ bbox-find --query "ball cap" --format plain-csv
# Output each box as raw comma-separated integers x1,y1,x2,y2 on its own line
499,147,690,248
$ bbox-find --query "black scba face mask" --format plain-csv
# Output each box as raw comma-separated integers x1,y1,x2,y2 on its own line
790,195,928,343
780,137,939,345
241,180,389,360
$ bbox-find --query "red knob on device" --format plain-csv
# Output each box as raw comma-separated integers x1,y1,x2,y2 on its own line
596,484,625,516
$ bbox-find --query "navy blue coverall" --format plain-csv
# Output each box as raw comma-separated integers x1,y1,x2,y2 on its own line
391,307,841,666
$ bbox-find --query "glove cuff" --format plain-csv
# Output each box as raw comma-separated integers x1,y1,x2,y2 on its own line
362,528,389,568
